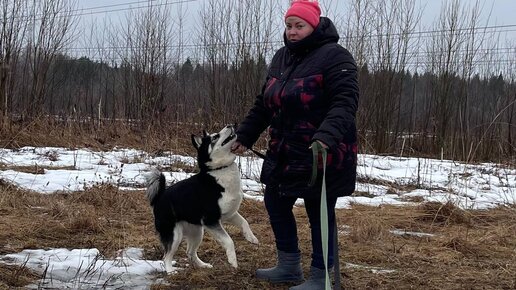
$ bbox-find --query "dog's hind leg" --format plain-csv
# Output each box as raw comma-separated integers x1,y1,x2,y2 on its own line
163,224,183,274
205,222,238,268
183,224,213,268
225,213,259,244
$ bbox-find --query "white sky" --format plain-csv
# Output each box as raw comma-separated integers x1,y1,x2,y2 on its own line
67,0,516,71
74,0,516,50
0,145,515,288
77,0,516,25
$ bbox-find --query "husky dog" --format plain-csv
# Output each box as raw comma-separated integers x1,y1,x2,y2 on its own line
146,125,259,273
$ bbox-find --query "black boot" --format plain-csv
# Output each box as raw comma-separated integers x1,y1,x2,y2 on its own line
255,250,304,283
289,266,328,290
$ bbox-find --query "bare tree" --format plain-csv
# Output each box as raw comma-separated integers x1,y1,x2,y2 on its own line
114,0,176,125
343,0,373,68
196,0,280,125
424,0,497,160
229,0,279,121
0,0,28,123
196,0,233,125
345,0,420,153
24,0,78,117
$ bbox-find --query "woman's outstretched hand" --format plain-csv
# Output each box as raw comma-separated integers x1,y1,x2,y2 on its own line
231,141,247,154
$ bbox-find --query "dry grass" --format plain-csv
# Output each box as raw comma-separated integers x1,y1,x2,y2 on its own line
0,119,515,289
0,164,77,175
0,264,40,289
0,183,515,289
417,201,473,225
0,117,199,156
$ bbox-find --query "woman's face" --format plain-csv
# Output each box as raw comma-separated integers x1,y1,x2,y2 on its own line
285,16,314,42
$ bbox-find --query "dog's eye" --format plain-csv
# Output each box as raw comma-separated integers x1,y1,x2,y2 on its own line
212,134,220,142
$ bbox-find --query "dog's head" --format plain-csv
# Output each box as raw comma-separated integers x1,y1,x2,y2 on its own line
191,125,237,172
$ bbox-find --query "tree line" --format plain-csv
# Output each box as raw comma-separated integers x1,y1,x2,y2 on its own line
1,0,515,162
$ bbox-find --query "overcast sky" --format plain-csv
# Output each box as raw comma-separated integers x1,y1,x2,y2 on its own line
77,0,516,26
72,0,515,62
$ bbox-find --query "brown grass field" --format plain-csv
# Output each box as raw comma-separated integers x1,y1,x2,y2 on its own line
0,120,515,289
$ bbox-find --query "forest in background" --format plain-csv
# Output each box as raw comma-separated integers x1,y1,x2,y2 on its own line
0,0,515,162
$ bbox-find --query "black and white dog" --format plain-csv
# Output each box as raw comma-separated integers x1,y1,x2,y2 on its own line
146,125,258,273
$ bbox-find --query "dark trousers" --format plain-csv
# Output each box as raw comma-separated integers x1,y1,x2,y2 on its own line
264,183,337,269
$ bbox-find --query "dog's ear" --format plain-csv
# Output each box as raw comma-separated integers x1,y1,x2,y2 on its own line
202,130,208,137
191,134,202,149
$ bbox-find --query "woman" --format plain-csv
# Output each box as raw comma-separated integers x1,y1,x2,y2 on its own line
232,1,359,289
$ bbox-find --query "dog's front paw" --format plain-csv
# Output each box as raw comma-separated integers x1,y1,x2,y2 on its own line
245,232,259,244
229,259,238,268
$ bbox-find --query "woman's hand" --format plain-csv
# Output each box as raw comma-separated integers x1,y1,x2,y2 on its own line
231,141,247,154
315,140,328,149
310,140,328,150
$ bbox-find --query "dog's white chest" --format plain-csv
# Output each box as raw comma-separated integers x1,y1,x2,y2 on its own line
209,164,243,216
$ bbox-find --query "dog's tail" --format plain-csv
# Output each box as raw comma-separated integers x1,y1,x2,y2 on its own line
146,168,165,206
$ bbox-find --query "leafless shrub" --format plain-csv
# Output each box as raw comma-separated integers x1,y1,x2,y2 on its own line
0,264,40,288
349,210,390,243
0,0,28,121
417,201,471,225
67,205,104,234
23,0,79,118
441,236,481,257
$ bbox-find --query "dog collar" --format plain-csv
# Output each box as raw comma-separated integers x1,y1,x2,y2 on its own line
209,164,232,171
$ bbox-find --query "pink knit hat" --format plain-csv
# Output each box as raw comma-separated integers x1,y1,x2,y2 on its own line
284,0,321,28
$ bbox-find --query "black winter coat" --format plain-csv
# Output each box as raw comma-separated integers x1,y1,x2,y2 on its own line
236,17,359,198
